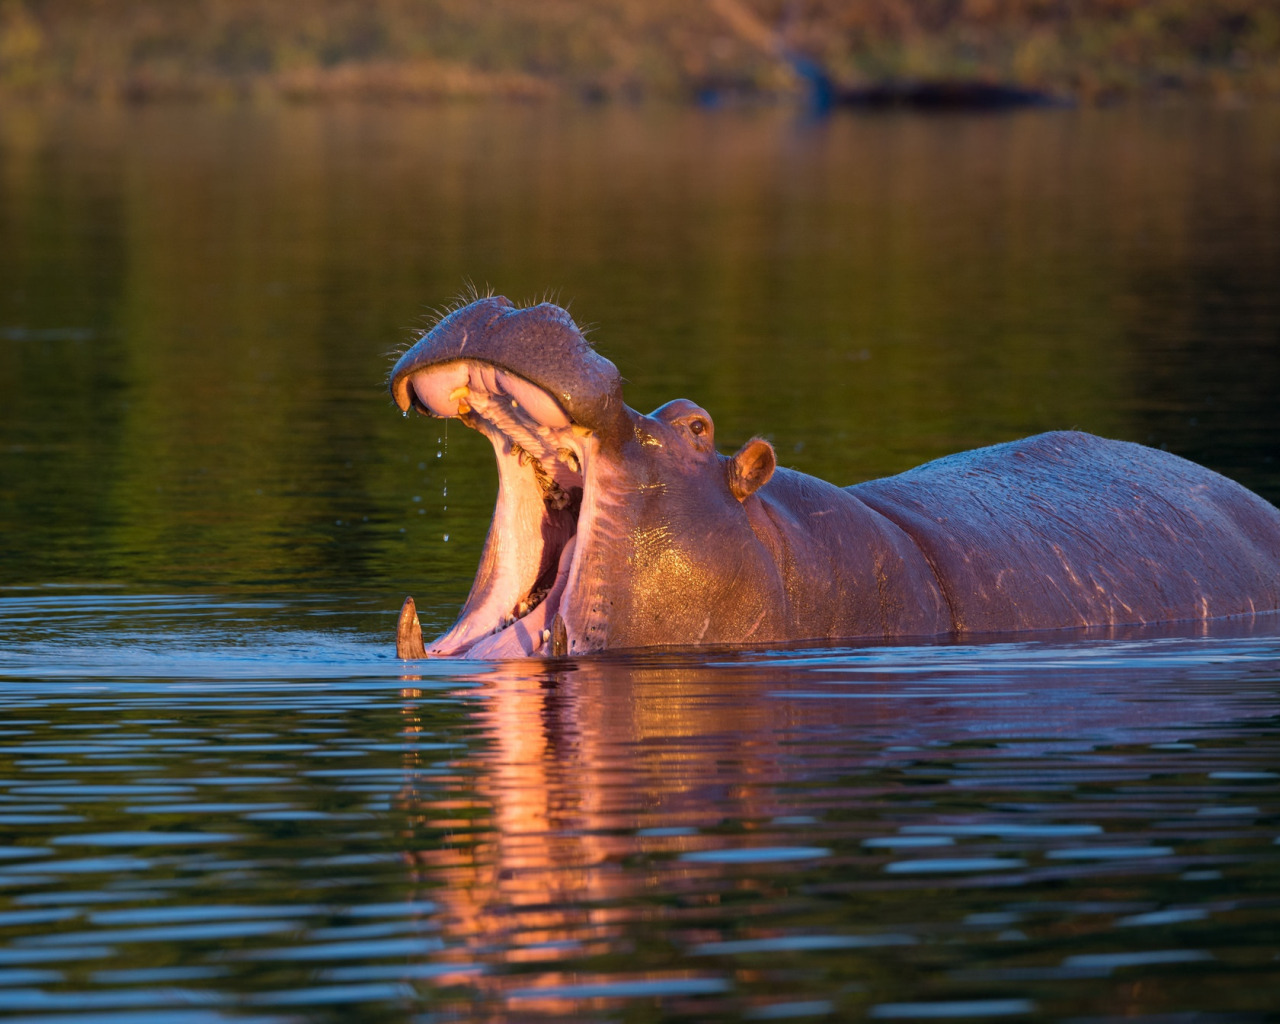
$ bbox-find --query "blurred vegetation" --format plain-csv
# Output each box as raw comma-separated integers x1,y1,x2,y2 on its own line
1,0,1278,104
2,103,1278,605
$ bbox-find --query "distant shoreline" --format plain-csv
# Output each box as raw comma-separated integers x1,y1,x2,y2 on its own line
3,0,1277,106
0,79,1273,111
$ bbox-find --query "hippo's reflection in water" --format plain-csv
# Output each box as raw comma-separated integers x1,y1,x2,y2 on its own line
392,621,1280,1016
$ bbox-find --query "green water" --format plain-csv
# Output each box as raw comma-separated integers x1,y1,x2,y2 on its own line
4,102,1278,630
1,101,1279,1022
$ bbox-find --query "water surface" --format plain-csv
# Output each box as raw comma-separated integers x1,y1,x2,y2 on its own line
1,598,1279,1022
1,101,1279,1020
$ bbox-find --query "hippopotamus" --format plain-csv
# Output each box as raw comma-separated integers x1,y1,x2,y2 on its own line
388,295,1280,659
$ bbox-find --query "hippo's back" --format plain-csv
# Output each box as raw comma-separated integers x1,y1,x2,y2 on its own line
850,431,1280,632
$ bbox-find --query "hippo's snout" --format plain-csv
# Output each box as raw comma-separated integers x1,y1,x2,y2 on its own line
389,295,627,439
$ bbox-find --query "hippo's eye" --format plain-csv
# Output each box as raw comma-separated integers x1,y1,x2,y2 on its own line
689,418,707,437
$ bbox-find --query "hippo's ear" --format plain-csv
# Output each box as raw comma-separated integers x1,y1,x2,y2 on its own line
729,438,775,502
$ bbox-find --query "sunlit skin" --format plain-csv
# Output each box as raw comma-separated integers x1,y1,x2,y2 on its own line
389,295,1280,659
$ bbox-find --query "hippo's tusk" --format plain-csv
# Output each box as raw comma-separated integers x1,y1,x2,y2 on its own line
397,596,428,660
551,613,568,656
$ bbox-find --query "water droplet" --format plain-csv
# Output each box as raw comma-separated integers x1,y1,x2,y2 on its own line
436,451,442,459
443,533,449,542
402,410,409,418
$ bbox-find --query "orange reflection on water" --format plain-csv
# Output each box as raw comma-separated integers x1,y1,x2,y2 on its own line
392,656,809,996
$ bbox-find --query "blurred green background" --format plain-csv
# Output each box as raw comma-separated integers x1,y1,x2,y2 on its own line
2,102,1277,637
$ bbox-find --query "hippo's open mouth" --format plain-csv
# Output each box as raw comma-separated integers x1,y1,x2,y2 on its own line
400,360,593,658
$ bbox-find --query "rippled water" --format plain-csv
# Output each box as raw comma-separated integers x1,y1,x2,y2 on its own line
1,594,1279,1021
2,100,1280,1020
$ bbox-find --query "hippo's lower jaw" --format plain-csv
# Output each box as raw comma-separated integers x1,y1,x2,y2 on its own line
401,360,594,658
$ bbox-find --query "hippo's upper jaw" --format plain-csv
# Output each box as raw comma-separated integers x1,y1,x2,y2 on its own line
389,295,627,438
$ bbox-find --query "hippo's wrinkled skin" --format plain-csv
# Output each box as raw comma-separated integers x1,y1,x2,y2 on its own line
389,295,1280,659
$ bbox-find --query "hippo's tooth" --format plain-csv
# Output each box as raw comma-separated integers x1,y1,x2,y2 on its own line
559,448,581,474
396,596,427,660
551,613,568,657
448,385,469,402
